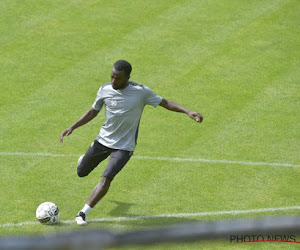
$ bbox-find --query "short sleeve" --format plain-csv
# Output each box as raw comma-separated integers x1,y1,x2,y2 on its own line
144,86,163,107
92,87,104,111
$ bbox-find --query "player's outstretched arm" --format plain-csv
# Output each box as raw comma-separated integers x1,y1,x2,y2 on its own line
159,98,203,123
60,108,100,143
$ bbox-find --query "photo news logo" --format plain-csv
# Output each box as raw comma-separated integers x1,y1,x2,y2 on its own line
230,235,300,244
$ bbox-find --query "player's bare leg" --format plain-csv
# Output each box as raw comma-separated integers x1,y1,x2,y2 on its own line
87,177,111,207
75,177,111,226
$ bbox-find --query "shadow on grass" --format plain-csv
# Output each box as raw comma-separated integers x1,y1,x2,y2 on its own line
108,200,137,217
87,199,200,229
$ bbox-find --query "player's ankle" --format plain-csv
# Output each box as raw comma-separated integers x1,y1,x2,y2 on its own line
81,204,93,215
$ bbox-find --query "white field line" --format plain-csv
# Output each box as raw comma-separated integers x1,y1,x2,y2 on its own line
133,156,300,168
0,151,299,168
0,152,80,157
1,206,300,228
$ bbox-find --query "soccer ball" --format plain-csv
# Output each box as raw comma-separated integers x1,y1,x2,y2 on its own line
36,202,60,224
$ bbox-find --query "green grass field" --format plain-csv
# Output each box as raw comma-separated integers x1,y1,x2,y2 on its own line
0,0,299,249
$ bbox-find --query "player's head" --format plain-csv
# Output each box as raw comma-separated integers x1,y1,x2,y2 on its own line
111,60,132,90
113,60,132,76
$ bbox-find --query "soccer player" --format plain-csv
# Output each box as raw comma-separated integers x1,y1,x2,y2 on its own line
60,60,203,225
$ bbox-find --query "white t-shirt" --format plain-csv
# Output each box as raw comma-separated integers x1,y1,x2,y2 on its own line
92,81,163,151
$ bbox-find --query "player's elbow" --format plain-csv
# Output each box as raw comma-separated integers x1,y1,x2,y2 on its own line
159,98,171,110
88,108,99,118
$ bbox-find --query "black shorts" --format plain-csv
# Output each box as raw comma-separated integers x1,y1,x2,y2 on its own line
77,140,133,181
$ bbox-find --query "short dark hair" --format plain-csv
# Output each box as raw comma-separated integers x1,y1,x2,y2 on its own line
113,60,132,76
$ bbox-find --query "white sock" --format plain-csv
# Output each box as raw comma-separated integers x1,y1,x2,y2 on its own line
81,204,92,215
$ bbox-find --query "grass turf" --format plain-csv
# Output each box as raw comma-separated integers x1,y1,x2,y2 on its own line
0,0,299,248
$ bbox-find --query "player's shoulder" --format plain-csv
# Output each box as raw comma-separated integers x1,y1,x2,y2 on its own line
99,82,112,91
128,82,154,93
129,81,145,89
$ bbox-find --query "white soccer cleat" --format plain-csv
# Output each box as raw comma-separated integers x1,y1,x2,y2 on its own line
75,212,88,226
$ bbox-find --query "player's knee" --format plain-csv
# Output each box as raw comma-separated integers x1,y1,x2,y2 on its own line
77,167,88,177
77,155,91,177
77,155,84,166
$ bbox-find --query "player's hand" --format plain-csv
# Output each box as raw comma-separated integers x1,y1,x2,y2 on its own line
188,111,203,123
60,127,73,143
